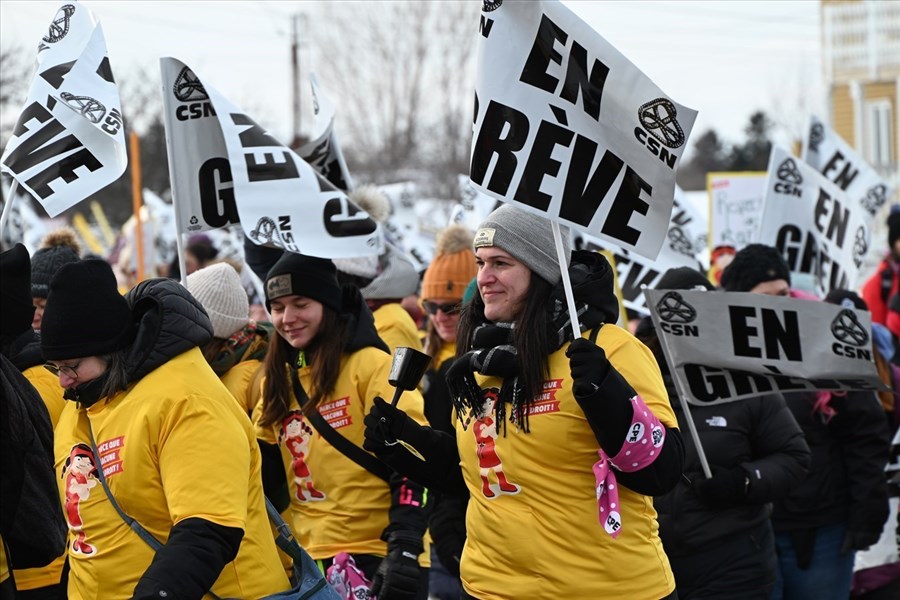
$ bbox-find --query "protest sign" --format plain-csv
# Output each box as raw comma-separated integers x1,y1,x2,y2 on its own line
646,289,886,406
802,115,893,222
1,1,127,217
707,172,767,250
757,147,871,297
297,73,354,192
470,0,697,259
159,58,382,259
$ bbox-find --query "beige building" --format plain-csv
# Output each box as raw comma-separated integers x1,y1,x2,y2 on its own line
822,0,899,184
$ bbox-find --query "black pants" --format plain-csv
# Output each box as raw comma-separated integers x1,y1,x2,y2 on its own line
668,519,776,600
318,553,429,600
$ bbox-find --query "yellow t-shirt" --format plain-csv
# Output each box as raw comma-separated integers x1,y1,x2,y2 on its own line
457,326,677,599
220,359,262,415
54,348,289,600
373,303,424,355
16,365,67,590
256,346,429,561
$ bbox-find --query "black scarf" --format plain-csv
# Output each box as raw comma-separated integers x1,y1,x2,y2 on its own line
446,250,617,433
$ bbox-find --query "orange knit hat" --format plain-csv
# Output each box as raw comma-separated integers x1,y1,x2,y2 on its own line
421,225,477,301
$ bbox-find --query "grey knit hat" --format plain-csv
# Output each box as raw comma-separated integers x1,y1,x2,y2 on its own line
186,262,249,339
473,204,570,285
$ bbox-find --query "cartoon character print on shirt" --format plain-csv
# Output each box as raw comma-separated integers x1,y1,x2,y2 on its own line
280,411,326,502
473,388,520,499
61,444,99,555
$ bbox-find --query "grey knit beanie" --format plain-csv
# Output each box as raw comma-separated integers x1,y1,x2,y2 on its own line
473,204,569,285
186,262,250,339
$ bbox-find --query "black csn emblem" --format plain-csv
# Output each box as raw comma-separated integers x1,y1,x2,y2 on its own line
776,158,803,186
173,67,208,102
861,184,887,216
831,309,869,347
43,4,76,43
656,292,697,324
637,98,685,149
852,226,868,268
60,92,106,124
482,0,503,12
667,225,694,257
808,122,825,153
251,217,279,244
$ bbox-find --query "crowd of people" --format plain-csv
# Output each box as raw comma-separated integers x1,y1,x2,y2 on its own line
1,199,899,600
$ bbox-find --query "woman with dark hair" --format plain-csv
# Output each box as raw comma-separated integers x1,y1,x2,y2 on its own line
40,259,290,600
364,205,685,599
255,253,431,600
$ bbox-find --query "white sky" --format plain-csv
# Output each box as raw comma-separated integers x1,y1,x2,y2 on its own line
0,0,823,152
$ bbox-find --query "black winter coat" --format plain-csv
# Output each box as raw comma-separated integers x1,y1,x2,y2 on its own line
654,379,810,556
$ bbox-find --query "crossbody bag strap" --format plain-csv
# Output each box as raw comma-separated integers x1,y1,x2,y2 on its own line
589,324,604,343
86,417,225,600
290,370,392,483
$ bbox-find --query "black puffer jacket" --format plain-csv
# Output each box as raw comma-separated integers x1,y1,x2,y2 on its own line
654,375,811,556
771,390,890,536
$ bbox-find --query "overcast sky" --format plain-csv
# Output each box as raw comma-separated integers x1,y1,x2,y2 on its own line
1,0,823,152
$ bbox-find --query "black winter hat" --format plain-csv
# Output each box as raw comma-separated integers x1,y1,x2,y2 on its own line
41,259,137,361
720,244,791,292
657,266,715,291
265,253,342,313
0,244,36,339
31,229,81,298
824,289,868,311
888,205,900,248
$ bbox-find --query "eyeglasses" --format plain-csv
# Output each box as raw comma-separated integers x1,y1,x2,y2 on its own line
423,301,460,316
44,361,82,380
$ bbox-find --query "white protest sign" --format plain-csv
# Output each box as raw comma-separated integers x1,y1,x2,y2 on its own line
1,1,127,217
757,147,871,297
160,58,235,234
164,59,382,259
471,0,697,259
297,73,354,192
707,172,767,250
577,187,706,315
802,115,893,222
646,289,885,406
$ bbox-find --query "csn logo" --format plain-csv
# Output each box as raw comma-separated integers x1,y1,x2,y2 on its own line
633,98,685,171
830,309,871,360
655,291,699,337
774,158,803,197
173,67,217,122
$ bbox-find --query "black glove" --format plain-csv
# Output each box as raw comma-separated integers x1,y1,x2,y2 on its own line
841,529,881,554
693,466,749,507
371,530,423,600
566,338,611,398
364,397,418,453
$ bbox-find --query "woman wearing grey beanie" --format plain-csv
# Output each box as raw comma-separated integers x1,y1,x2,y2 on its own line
364,204,685,599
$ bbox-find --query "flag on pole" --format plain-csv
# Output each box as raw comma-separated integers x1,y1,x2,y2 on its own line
0,1,127,217
297,73,354,192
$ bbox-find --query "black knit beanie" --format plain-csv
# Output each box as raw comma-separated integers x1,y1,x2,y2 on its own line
657,266,715,291
888,205,900,248
0,244,36,339
720,244,791,292
265,253,342,313
41,259,137,360
824,289,868,311
31,244,79,299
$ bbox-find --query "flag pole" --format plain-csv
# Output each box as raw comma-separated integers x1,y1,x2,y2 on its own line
130,132,146,282
0,180,19,240
552,221,580,340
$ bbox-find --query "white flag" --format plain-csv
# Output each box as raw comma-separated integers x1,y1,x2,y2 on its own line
802,115,893,223
757,147,871,297
297,73,354,192
160,58,382,258
470,0,697,259
1,1,127,217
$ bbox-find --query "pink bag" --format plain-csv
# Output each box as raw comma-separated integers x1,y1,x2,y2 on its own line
326,552,374,600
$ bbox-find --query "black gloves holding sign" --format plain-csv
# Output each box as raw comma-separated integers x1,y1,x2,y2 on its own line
371,530,424,600
566,337,612,398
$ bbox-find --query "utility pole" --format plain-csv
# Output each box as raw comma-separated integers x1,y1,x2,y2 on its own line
291,13,301,147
